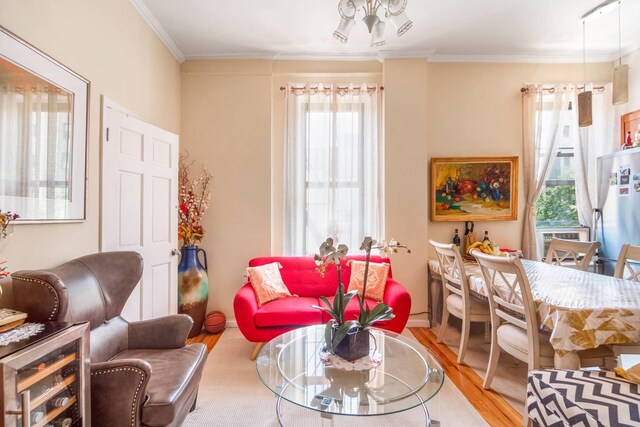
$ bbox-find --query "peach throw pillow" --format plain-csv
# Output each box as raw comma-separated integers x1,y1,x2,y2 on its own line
247,262,292,307
347,261,390,302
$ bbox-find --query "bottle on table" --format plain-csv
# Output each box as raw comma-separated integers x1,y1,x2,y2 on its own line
453,229,461,247
482,230,491,245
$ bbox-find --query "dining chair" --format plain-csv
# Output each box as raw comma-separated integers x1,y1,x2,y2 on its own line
472,250,613,392
544,238,600,272
615,244,640,282
429,240,491,365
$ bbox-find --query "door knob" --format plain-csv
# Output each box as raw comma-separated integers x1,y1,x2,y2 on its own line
171,249,180,256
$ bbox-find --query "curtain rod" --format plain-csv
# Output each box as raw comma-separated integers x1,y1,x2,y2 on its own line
520,85,605,94
280,85,384,92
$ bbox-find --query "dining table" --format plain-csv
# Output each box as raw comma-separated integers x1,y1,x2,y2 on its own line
428,257,640,369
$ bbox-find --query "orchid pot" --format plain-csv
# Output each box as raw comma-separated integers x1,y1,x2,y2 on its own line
313,237,408,362
332,325,370,361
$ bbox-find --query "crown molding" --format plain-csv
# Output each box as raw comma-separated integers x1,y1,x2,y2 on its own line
185,52,385,62
185,52,279,61
129,0,185,63
427,52,617,64
182,50,628,64
184,50,438,63
427,44,640,64
274,52,383,62
378,49,435,59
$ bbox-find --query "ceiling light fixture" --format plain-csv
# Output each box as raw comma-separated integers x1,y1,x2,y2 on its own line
578,20,593,128
612,1,629,104
333,0,413,47
580,0,625,22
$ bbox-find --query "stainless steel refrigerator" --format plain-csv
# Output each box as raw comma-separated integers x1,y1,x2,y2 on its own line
596,147,640,276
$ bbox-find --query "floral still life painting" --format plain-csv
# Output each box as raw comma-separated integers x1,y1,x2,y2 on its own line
430,156,518,222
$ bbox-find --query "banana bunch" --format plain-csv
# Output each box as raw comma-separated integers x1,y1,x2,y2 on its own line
467,241,495,255
467,241,509,256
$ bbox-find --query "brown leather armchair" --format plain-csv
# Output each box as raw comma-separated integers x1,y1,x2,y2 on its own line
12,251,208,427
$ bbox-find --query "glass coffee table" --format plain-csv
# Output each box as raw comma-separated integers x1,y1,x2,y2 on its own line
256,325,445,426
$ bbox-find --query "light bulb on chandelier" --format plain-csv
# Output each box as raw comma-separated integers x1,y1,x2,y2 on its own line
333,0,413,47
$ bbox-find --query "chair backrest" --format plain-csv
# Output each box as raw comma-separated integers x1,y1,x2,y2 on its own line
12,252,143,362
472,251,541,361
544,238,600,271
615,244,640,282
429,240,471,311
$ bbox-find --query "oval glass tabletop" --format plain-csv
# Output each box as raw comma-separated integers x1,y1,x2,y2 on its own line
256,325,445,417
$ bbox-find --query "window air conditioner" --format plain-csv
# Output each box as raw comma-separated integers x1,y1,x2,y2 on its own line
536,227,591,260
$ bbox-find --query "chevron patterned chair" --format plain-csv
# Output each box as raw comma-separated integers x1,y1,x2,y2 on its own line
527,369,640,427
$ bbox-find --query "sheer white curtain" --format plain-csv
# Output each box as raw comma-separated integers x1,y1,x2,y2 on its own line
284,83,383,256
522,84,570,260
571,84,614,228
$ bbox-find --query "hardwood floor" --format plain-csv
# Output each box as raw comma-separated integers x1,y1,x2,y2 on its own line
188,326,522,426
409,327,522,427
186,329,224,352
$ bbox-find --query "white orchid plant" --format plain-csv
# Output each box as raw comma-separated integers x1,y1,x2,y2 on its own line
312,237,410,354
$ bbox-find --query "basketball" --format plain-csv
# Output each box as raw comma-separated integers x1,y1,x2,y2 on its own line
204,310,226,334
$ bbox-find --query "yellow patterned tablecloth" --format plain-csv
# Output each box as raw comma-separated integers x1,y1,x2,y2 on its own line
428,258,640,354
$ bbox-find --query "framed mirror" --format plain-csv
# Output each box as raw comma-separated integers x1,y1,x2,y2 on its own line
0,26,88,222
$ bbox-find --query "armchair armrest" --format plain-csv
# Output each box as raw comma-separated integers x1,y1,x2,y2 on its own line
382,278,412,332
233,283,260,341
384,279,411,305
90,359,151,427
128,314,193,349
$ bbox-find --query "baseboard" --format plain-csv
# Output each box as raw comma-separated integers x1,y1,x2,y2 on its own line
406,319,430,328
226,318,429,329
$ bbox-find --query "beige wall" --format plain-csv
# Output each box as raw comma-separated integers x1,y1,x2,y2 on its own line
180,60,273,324
0,0,181,302
182,58,619,324
426,62,612,254
384,59,430,322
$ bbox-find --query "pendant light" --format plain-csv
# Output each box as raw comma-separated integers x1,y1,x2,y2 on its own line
612,1,629,105
578,21,593,127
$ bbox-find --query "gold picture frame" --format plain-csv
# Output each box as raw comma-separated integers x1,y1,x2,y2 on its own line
430,156,519,222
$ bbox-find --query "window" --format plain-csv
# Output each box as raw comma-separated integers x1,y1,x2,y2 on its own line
536,144,579,228
535,96,579,228
284,84,382,256
534,91,609,229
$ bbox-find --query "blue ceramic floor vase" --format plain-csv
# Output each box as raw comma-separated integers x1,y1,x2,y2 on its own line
178,245,209,338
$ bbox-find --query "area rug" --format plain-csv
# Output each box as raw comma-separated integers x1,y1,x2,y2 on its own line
184,328,488,427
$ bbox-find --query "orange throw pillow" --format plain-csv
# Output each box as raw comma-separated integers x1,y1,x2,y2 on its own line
247,262,292,307
347,261,390,302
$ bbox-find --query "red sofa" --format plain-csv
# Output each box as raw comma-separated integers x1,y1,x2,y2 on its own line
233,255,412,343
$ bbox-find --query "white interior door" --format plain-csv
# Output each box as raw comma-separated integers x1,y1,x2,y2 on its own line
101,100,179,321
